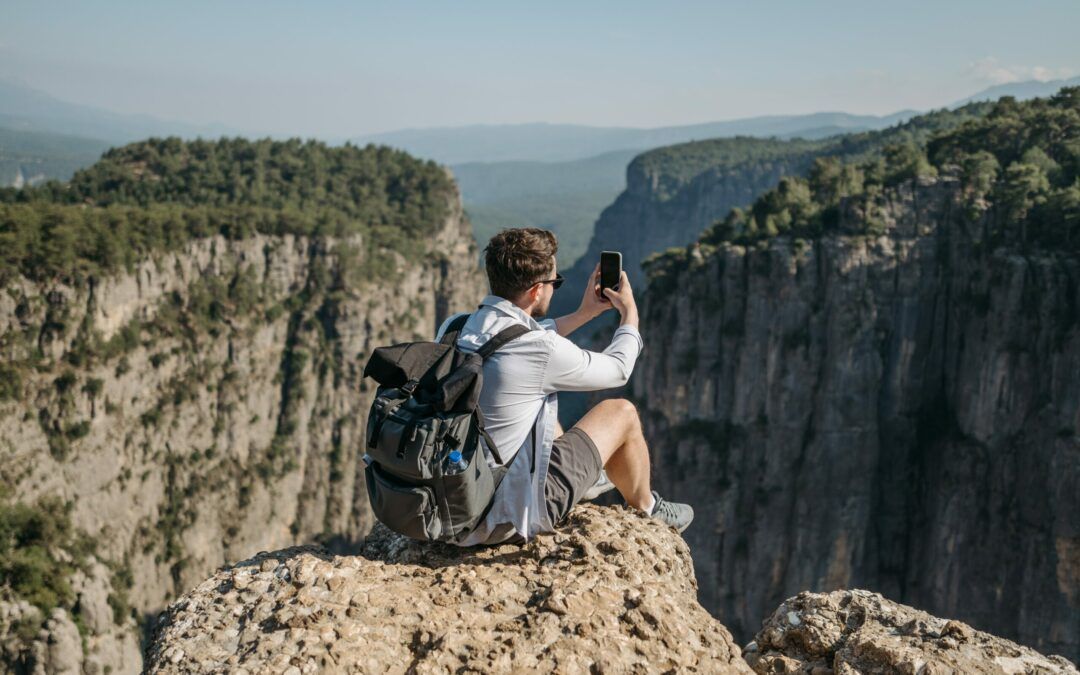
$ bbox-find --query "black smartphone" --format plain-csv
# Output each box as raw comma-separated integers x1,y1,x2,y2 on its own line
600,251,622,297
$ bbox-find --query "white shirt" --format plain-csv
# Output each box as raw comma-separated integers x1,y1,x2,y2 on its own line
435,294,644,545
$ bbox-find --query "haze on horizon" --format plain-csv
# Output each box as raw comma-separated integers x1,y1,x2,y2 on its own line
2,0,1079,139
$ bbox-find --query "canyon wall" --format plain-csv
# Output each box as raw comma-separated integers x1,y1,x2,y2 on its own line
634,178,1080,662
0,188,483,671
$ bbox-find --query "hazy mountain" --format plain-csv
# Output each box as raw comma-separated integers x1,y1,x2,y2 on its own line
452,149,637,265
0,79,236,143
353,111,916,165
952,75,1080,107
0,126,110,186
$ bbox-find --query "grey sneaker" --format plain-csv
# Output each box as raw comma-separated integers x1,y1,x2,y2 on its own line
582,470,616,501
650,491,694,533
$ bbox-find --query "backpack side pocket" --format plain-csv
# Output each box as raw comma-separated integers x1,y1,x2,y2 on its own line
365,464,442,540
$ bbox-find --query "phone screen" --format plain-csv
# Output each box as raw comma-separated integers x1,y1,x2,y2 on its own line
600,251,622,294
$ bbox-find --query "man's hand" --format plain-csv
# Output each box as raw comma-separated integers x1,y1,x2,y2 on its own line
602,271,638,328
578,263,613,321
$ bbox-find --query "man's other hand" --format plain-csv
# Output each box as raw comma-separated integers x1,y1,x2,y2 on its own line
578,263,613,320
602,271,638,327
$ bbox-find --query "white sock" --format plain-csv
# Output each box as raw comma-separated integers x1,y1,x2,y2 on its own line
643,493,656,515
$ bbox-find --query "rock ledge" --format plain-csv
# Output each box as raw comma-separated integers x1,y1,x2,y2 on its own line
146,504,750,673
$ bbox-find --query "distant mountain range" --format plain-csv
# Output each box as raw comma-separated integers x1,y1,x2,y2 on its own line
0,79,236,143
353,112,918,165
4,75,1078,265
952,75,1080,108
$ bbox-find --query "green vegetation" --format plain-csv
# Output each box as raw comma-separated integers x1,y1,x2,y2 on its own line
0,137,454,286
0,491,96,638
646,90,1080,281
629,102,994,203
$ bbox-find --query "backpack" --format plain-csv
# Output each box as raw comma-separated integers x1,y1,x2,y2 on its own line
360,313,530,543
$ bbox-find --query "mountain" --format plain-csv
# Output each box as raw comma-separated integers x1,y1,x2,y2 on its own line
634,90,1080,662
0,125,111,186
0,79,236,143
0,138,484,671
954,75,1080,107
353,111,916,165
452,149,637,265
550,101,994,319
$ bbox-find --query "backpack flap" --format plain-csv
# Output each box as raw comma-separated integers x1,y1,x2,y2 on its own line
431,352,483,412
363,342,454,390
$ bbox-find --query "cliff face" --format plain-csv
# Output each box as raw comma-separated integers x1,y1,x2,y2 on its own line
0,191,483,671
634,178,1080,662
552,147,816,317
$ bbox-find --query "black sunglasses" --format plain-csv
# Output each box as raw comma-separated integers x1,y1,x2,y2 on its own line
536,273,564,290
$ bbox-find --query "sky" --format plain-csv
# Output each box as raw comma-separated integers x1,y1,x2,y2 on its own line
2,0,1079,138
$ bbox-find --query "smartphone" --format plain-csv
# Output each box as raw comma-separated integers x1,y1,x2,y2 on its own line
600,251,622,297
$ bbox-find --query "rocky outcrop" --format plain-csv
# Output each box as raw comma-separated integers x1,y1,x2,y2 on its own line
0,185,484,671
745,590,1078,674
145,504,751,674
634,177,1080,662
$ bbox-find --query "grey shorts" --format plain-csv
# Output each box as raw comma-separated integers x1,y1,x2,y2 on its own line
544,427,604,527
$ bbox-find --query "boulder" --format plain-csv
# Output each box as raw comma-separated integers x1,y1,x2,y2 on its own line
745,589,1078,674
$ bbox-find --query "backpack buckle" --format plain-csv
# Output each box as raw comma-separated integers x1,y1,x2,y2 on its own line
401,379,419,395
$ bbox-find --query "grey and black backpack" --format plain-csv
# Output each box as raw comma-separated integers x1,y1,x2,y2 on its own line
361,314,529,543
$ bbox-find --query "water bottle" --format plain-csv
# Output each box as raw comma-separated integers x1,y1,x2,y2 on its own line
444,450,468,475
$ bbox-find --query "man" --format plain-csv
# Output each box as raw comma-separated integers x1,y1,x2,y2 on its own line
437,228,693,546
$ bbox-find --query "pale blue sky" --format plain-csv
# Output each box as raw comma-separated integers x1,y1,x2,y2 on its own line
2,0,1079,137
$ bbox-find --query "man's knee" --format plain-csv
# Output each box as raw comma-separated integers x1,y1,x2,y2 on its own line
598,397,640,429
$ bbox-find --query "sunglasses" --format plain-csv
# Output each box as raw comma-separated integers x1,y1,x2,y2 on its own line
536,273,564,290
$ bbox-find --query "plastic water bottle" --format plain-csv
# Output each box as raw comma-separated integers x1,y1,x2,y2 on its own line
444,450,468,475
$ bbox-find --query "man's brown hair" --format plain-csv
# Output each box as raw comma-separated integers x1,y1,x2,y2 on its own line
484,228,558,299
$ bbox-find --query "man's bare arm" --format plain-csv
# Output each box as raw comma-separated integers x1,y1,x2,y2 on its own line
554,263,611,337
554,308,595,337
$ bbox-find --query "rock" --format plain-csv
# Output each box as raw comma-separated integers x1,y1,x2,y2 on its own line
44,609,83,675
145,504,751,673
747,590,1078,674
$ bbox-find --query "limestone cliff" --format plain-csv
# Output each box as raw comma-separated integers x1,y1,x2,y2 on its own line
0,173,483,671
145,505,751,674
634,177,1080,661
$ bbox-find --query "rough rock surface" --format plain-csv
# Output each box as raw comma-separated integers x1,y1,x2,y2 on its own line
636,179,1080,660
145,504,751,674
745,590,1078,674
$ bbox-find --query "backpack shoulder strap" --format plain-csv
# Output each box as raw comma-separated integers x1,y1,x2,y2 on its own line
475,323,531,359
438,312,472,345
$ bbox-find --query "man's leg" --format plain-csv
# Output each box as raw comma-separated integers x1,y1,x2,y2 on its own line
569,398,652,511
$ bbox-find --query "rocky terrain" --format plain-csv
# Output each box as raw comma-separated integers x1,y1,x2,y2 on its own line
0,143,485,672
634,176,1080,661
147,505,1076,674
144,505,751,674
746,590,1078,674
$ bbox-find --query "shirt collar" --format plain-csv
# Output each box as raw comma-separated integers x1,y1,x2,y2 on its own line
479,294,545,330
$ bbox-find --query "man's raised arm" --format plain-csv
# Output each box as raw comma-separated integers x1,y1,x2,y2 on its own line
553,263,614,337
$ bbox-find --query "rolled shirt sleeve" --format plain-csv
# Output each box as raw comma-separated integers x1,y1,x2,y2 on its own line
541,324,644,393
